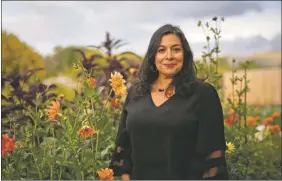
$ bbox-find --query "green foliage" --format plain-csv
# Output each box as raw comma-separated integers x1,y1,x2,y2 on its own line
50,84,76,101
1,76,121,179
2,30,46,81
43,46,106,78
196,17,225,90
223,104,281,179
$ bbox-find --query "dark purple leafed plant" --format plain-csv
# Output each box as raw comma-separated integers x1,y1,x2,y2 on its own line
73,32,141,88
1,68,58,129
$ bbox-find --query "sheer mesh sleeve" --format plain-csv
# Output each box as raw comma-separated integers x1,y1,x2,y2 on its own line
109,88,133,177
192,82,229,180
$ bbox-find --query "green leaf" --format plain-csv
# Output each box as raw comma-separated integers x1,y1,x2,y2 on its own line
34,128,46,137
197,21,202,27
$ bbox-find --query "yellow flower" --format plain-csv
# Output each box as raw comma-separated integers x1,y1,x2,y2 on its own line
47,100,62,122
234,99,239,107
109,72,125,88
114,85,127,96
226,142,235,153
109,72,127,96
129,68,136,76
97,168,114,180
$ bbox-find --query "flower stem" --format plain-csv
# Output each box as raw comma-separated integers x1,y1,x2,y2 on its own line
5,157,10,179
33,124,37,146
74,149,84,179
96,131,99,152
51,165,53,180
50,126,55,180
92,134,95,178
13,123,16,136
42,138,47,171
59,168,62,180
31,148,43,179
101,89,113,116
72,107,82,135
90,98,96,127
9,117,11,132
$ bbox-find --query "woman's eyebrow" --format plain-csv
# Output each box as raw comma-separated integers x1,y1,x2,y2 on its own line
171,44,181,47
158,44,181,48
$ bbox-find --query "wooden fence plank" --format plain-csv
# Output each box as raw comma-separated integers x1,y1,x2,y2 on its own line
222,68,281,105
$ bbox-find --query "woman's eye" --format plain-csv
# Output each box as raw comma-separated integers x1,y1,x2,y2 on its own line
158,49,165,53
173,48,181,52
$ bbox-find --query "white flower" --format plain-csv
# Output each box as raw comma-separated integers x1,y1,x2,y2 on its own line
256,124,266,132
254,132,264,142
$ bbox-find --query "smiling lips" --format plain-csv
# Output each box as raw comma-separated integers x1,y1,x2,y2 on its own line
164,64,177,68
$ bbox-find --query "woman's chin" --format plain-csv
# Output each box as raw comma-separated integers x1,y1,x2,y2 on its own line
159,70,179,77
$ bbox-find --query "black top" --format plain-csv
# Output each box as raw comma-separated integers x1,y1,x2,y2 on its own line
109,81,230,180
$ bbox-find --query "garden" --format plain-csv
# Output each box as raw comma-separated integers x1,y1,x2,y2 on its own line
1,17,281,180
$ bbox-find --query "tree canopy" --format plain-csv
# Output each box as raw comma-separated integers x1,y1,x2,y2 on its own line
2,31,46,80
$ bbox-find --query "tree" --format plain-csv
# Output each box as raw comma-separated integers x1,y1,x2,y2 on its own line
2,30,46,81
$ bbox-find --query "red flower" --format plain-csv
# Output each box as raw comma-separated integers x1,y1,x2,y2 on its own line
1,134,16,157
225,117,234,126
272,112,280,119
229,109,238,122
111,97,120,109
87,77,97,88
247,116,258,126
270,125,281,132
263,117,273,126
224,109,238,126
78,125,95,138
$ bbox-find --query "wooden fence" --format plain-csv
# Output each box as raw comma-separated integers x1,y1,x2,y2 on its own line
222,67,281,106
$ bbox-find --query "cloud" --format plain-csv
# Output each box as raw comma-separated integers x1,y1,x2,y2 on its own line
270,33,281,51
58,1,265,21
164,1,263,18
2,1,281,57
190,33,282,60
2,2,91,42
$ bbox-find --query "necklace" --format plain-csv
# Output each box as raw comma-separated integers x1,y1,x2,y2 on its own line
153,82,170,92
156,85,169,92
155,86,168,92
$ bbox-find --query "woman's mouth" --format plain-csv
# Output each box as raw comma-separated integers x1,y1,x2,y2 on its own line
164,64,176,68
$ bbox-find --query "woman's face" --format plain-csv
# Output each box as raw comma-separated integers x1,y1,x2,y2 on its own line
155,33,184,78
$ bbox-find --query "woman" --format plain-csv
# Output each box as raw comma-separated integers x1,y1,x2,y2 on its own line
109,24,229,180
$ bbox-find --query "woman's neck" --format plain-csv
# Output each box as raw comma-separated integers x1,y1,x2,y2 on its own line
154,74,173,88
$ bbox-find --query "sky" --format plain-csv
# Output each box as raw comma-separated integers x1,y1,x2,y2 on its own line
2,1,281,59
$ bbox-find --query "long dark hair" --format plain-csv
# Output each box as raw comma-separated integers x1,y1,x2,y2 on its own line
132,24,201,99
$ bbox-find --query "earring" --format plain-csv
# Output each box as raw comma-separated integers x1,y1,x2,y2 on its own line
151,64,158,72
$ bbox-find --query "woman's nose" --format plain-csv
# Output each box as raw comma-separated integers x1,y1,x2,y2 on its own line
166,50,173,60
